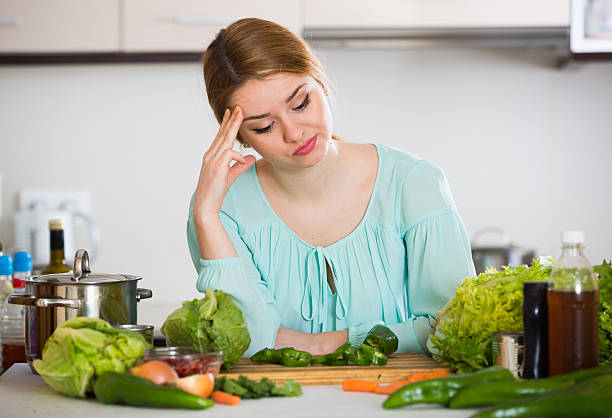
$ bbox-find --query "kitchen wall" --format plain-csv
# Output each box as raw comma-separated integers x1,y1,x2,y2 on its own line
1,46,611,328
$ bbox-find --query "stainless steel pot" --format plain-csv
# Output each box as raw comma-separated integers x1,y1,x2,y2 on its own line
8,249,152,369
471,227,535,274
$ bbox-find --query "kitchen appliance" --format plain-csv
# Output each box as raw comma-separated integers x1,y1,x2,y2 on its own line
12,194,101,270
8,249,152,371
471,227,535,274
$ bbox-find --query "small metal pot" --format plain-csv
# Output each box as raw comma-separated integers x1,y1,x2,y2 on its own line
471,227,535,274
8,249,152,370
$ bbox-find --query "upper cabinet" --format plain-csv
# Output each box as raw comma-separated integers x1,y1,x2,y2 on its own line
122,0,302,52
304,0,569,28
0,0,119,53
0,0,302,55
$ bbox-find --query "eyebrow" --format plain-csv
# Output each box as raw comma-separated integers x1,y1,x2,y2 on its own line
242,83,307,122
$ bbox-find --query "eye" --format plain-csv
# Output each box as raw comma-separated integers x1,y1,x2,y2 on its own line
252,121,274,134
293,94,310,111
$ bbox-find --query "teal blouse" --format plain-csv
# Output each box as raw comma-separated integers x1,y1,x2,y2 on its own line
187,144,475,356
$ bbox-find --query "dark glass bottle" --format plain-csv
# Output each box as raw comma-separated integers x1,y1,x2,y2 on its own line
40,220,72,274
523,281,549,379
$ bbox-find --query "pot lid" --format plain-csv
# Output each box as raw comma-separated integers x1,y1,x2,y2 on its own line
30,249,141,284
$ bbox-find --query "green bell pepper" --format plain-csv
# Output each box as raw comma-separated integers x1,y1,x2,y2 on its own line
311,342,351,365
280,347,312,367
343,344,374,366
364,325,399,356
251,347,282,364
382,366,515,409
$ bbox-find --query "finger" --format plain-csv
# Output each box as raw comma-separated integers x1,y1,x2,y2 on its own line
208,108,231,155
210,106,242,159
222,105,244,145
228,154,256,184
219,148,248,166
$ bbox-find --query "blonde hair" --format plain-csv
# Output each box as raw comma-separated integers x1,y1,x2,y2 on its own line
202,18,340,146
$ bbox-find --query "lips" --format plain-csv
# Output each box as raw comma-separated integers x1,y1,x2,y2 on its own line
293,136,317,156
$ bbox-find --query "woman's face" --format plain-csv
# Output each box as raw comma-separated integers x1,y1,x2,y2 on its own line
230,73,333,170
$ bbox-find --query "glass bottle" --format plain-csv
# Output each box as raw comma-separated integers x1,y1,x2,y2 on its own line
1,251,30,371
41,219,72,274
547,231,599,376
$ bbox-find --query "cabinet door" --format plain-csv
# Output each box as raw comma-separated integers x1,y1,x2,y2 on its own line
122,0,303,52
305,0,569,28
0,0,119,53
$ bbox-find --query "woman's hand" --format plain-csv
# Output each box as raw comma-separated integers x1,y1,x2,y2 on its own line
275,325,348,356
193,106,256,224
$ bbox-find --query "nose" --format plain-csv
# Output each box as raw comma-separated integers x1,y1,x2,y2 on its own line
282,118,304,143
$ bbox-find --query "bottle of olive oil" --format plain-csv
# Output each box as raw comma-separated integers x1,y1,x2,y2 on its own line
41,220,72,274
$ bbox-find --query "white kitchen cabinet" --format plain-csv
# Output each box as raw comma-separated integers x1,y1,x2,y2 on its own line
305,0,569,28
0,0,119,53
121,0,303,52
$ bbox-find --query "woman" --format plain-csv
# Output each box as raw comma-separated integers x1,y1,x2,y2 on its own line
188,18,475,357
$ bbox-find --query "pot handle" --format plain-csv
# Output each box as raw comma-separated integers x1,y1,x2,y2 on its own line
136,288,153,302
8,294,81,309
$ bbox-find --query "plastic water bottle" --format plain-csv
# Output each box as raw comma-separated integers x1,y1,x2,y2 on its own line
0,254,13,372
547,231,599,376
1,251,30,372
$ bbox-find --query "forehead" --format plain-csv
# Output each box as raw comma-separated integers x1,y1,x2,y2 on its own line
230,73,313,111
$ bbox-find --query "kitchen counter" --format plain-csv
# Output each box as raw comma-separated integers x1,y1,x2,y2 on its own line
0,364,481,418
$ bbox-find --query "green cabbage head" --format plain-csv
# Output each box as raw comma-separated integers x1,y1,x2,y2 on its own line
33,317,149,398
161,287,251,369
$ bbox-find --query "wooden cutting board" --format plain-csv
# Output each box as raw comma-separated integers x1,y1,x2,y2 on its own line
220,353,450,385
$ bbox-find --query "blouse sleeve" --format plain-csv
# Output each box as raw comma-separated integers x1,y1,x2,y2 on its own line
348,161,475,353
187,197,281,356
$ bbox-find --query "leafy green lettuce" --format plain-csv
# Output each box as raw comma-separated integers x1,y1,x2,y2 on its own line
161,287,251,369
594,260,612,364
426,261,551,374
33,317,149,398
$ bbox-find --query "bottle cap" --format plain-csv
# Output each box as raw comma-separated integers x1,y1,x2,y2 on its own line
13,250,32,272
0,254,13,276
49,219,65,231
561,230,585,244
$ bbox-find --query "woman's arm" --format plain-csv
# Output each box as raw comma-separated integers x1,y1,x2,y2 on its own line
275,326,348,356
192,105,255,260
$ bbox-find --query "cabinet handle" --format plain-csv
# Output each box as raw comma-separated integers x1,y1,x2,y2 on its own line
174,16,233,26
0,17,21,25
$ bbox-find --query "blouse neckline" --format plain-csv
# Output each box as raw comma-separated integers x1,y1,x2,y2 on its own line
250,143,382,251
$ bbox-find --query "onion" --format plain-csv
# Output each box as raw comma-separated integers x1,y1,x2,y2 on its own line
130,360,178,385
170,373,214,398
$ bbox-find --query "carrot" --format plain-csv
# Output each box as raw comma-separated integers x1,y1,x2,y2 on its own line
426,369,450,378
342,379,379,393
407,372,426,382
211,390,241,406
374,379,411,395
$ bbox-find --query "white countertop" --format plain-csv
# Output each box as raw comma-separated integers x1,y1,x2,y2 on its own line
0,364,481,418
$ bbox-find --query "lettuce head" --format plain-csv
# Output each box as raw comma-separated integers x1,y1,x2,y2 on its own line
427,260,551,374
161,287,250,369
33,317,149,398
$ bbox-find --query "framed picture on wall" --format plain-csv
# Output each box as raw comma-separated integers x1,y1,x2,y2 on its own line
570,0,612,52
